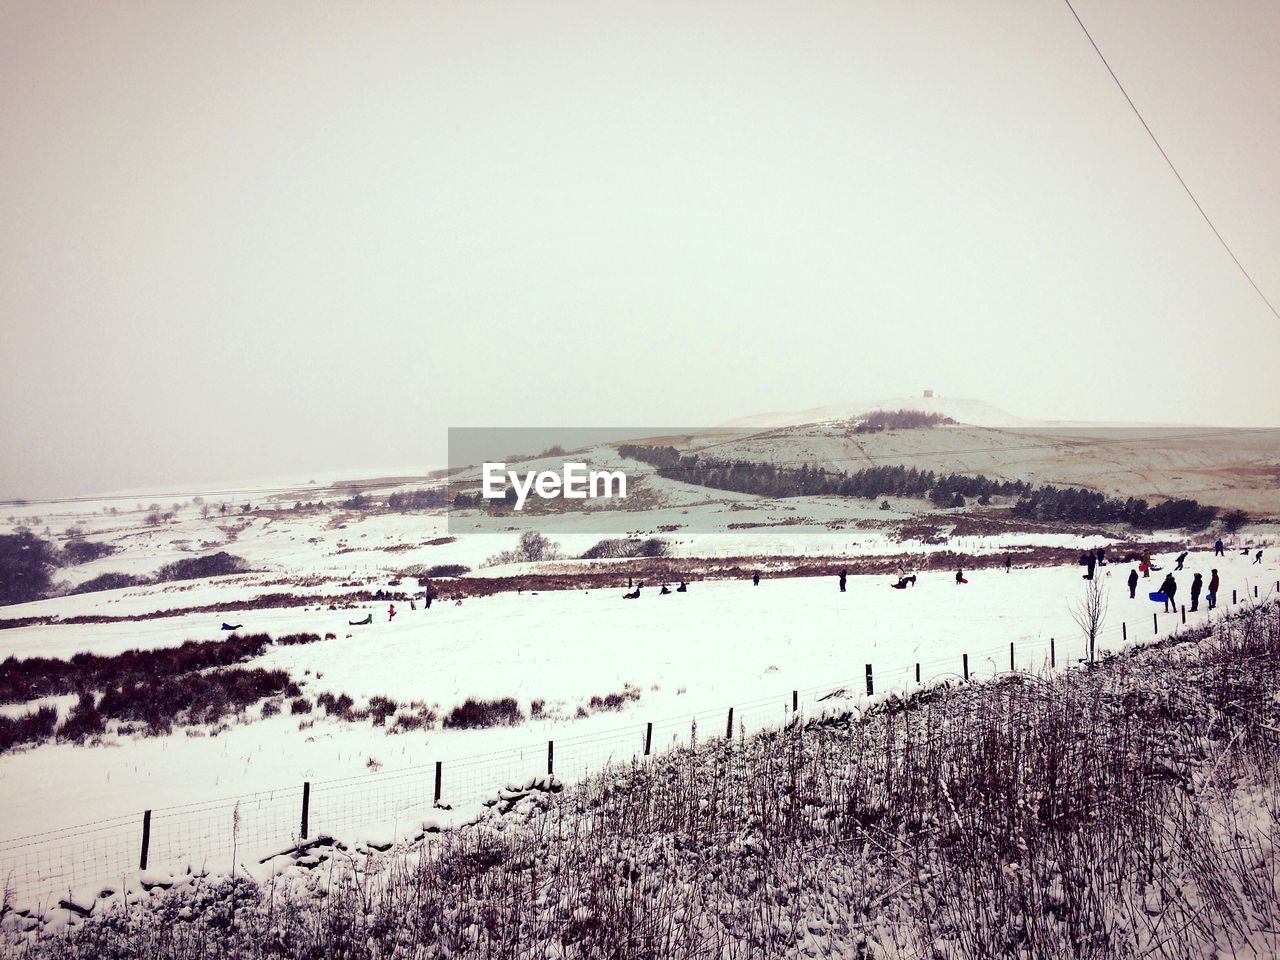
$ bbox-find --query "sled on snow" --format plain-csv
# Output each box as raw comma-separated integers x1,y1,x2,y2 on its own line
349,613,373,626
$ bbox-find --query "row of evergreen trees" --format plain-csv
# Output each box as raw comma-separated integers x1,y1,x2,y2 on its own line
618,445,1028,504
1010,487,1217,530
618,444,1218,531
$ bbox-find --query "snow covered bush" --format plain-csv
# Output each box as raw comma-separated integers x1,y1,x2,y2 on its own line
151,552,248,583
443,697,523,729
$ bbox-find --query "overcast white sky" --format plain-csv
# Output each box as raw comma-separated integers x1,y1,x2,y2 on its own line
2,0,1278,498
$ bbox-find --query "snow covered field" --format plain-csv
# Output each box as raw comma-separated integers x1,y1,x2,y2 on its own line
1,542,1276,903
2,459,1278,914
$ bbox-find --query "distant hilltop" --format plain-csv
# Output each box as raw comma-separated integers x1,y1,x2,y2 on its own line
723,396,1205,431
722,396,1028,430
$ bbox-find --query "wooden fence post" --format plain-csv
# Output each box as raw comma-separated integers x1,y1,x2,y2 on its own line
792,690,798,713
433,762,442,804
962,653,969,681
1122,622,1127,642
1233,589,1237,605
865,664,874,696
547,740,554,777
300,782,310,839
140,810,151,871
1009,642,1015,672
1050,637,1056,668
915,662,921,683
644,722,653,757
1254,585,1259,599
1153,612,1158,634
725,707,734,740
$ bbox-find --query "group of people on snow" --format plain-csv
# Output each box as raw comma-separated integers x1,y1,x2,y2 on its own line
1128,556,1221,612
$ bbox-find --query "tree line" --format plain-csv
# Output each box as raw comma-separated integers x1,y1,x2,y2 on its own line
618,444,1219,530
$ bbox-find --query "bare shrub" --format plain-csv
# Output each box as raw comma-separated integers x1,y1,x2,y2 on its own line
153,552,248,582
68,572,145,595
442,696,524,729
61,540,118,565
390,706,438,733
0,703,57,752
586,684,641,713
485,531,562,567
580,537,669,560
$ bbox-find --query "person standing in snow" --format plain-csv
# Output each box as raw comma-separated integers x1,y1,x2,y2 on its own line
1190,572,1203,612
1095,546,1106,567
1207,569,1220,610
1128,568,1139,599
752,572,760,586
1004,555,1012,573
1083,553,1096,580
955,569,967,585
1158,573,1177,613
1214,538,1225,556
839,570,847,592
1141,551,1153,578
1174,551,1188,571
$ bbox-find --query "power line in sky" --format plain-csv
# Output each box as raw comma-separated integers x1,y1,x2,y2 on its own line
1061,0,1280,322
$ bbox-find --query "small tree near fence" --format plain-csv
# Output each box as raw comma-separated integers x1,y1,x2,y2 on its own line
1071,576,1108,665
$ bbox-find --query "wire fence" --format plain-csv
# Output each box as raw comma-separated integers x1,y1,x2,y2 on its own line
2,576,1277,912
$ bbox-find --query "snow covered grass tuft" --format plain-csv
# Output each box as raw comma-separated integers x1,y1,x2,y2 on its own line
442,697,524,729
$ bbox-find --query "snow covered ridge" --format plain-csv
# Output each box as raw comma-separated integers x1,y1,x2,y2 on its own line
7,602,1279,959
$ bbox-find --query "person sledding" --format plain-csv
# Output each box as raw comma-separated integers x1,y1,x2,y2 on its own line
1254,549,1264,565
349,613,373,625
660,584,671,595
891,574,917,589
221,622,243,631
676,581,687,593
622,584,641,599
